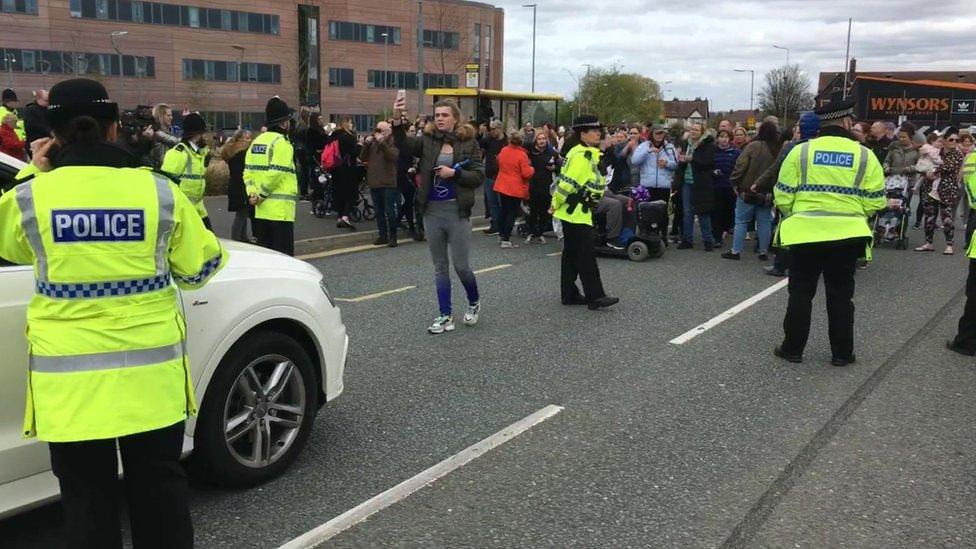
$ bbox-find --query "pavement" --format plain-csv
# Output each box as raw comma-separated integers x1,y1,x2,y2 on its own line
2,222,975,548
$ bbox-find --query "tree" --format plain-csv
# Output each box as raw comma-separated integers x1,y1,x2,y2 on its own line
571,67,663,126
757,65,814,126
427,2,469,80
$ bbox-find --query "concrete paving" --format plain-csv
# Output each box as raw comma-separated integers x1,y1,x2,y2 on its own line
1,226,974,548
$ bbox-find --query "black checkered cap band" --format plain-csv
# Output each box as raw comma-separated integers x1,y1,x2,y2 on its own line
818,105,855,122
572,122,603,130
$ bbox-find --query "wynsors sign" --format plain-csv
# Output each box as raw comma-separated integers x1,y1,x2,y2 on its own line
857,79,976,121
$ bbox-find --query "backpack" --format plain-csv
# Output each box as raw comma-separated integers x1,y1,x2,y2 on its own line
320,139,341,171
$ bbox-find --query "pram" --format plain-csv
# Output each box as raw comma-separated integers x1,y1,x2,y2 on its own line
310,158,375,222
873,175,911,249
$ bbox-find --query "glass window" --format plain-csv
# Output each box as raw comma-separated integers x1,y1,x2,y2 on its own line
21,50,34,72
95,0,108,19
161,3,178,25
117,0,131,20
204,60,215,81
247,13,260,33
271,15,279,35
237,11,247,31
26,0,37,14
70,0,82,16
329,68,353,87
131,0,143,22
3,0,15,12
220,9,231,30
473,23,481,58
187,6,199,27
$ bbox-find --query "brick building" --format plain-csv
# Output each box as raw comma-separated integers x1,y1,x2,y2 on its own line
0,0,504,130
662,97,709,127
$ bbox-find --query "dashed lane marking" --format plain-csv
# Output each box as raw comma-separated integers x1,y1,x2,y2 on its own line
669,278,789,345
277,405,565,549
297,244,383,261
473,263,513,274
547,251,562,257
333,286,417,303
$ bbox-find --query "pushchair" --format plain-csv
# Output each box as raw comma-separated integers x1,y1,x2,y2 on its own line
873,175,911,249
310,158,375,222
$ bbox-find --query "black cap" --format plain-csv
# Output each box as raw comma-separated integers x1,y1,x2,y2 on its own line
571,114,602,131
265,96,294,126
2,88,16,103
181,112,207,136
815,93,856,122
45,78,118,129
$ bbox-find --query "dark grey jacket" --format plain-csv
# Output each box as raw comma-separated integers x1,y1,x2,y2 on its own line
394,122,485,218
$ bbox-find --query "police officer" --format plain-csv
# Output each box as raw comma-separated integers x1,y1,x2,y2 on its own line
947,149,976,356
0,78,227,548
550,115,619,310
161,112,212,230
245,96,298,256
0,87,25,140
772,98,885,366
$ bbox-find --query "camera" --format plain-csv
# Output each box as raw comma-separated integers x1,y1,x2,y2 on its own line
120,105,154,136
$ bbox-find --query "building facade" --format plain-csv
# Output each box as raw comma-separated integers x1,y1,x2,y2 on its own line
663,97,709,127
0,0,504,130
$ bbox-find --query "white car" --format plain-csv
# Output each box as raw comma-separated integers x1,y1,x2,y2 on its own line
0,153,348,518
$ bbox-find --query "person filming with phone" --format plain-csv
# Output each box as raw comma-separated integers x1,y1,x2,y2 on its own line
390,93,486,334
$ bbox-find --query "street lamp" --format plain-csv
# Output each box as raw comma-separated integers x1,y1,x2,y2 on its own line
231,44,246,128
562,68,581,117
772,44,790,66
3,53,15,88
110,31,128,107
522,4,537,93
381,32,389,91
733,69,755,111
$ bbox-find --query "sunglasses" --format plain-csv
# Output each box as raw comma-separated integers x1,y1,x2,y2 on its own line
948,138,959,142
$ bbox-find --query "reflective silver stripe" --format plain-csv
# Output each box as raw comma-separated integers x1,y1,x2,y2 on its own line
267,193,298,202
29,343,183,373
853,146,870,189
152,174,175,276
267,134,284,162
793,210,866,218
799,142,810,186
15,182,46,281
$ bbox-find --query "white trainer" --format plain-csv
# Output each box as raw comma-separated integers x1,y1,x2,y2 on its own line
428,315,455,334
463,302,481,325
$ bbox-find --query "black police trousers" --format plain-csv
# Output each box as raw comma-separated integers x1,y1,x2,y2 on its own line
951,258,976,352
561,220,607,302
254,219,295,257
48,421,193,549
781,240,862,359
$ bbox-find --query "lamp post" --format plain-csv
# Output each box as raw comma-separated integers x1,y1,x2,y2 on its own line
231,44,246,128
562,68,581,117
733,69,754,111
772,44,790,66
3,53,14,88
381,32,389,90
522,3,537,93
110,31,128,107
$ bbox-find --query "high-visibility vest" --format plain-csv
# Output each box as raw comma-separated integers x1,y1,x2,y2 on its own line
0,166,228,442
244,130,298,222
963,152,976,258
774,135,886,249
0,104,25,140
551,144,606,226
161,141,209,219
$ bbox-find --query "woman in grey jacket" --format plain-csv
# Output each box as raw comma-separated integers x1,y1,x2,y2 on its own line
393,97,486,334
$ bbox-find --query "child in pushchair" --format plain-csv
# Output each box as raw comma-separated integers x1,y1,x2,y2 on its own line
873,174,910,248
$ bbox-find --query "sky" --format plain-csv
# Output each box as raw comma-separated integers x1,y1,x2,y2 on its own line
491,0,976,112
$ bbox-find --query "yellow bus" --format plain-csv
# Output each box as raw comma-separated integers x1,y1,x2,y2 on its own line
425,88,563,132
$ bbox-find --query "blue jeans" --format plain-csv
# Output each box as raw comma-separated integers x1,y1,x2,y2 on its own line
682,182,713,244
731,196,773,253
371,188,400,239
484,178,502,229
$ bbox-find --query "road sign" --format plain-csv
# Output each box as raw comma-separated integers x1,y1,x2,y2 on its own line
465,63,480,88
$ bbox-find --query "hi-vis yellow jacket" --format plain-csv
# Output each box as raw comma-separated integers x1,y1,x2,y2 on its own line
0,166,227,442
550,144,606,226
161,141,210,219
774,133,885,251
244,130,298,222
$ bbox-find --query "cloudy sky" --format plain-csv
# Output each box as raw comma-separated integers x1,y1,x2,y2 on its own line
491,0,976,112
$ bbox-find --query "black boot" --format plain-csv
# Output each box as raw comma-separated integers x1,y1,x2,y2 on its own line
588,296,620,310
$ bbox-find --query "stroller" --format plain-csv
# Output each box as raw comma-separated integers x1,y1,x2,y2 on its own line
873,174,911,249
310,158,375,222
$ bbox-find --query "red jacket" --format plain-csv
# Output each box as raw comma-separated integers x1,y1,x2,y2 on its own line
0,124,25,161
493,144,534,199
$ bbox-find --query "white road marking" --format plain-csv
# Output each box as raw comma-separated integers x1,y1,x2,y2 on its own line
297,244,382,260
334,286,417,303
547,251,562,257
669,278,789,345
277,405,565,549
474,263,512,274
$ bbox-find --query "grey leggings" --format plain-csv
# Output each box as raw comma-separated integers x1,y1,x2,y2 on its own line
424,200,479,316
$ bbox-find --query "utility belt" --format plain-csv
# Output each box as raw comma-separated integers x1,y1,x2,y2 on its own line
565,189,600,215
773,209,874,261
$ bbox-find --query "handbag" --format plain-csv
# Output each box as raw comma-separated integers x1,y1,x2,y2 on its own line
741,190,774,208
